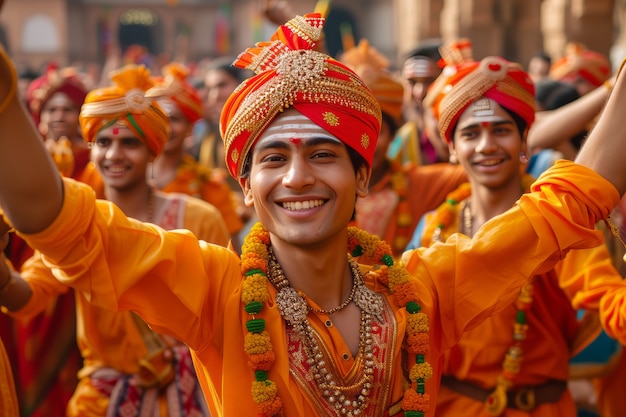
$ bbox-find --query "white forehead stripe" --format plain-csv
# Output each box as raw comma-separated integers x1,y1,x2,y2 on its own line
262,113,341,142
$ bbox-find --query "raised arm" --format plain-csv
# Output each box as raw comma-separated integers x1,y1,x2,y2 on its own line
0,47,64,233
527,82,611,156
575,60,626,195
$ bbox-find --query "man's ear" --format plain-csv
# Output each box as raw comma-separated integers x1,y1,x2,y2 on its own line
448,141,458,164
239,177,254,207
356,165,371,198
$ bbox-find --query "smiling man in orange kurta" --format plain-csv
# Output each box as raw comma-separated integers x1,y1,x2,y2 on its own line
1,12,626,417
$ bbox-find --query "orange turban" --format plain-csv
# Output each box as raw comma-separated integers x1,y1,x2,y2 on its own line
220,13,382,179
153,63,203,123
26,65,88,126
423,38,474,110
338,39,404,125
550,43,610,87
428,56,535,143
79,65,170,156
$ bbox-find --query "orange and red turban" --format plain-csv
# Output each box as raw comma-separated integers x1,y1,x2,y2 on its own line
26,64,88,126
220,13,382,179
427,56,535,143
550,43,610,87
339,39,404,126
79,65,170,156
153,63,203,123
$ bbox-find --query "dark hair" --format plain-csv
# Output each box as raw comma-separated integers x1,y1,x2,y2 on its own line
534,79,580,111
500,105,528,139
206,56,251,84
380,111,399,138
404,39,442,63
530,51,552,67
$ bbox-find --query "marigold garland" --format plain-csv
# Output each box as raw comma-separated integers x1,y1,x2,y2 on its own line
241,223,281,417
346,226,432,416
241,222,432,416
421,182,472,246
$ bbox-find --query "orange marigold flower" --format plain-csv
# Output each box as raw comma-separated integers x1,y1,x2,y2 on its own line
402,389,431,412
249,351,276,371
241,255,268,273
393,281,420,305
372,243,392,261
438,208,454,226
405,332,430,355
258,397,283,416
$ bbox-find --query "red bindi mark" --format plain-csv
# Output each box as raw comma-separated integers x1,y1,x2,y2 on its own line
481,121,489,127
112,126,119,135
289,137,302,147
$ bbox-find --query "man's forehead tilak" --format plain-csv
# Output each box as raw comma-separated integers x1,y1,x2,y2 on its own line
457,98,513,129
258,113,341,146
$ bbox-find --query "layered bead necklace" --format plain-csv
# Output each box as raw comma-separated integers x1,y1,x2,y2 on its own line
269,248,380,416
240,222,433,417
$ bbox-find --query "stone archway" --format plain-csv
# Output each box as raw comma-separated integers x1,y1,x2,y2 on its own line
117,8,164,61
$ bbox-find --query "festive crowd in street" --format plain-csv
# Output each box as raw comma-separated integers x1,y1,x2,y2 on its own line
1,1,626,417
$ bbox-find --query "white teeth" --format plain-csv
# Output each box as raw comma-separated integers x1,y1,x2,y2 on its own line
479,159,501,166
282,200,324,211
108,166,125,173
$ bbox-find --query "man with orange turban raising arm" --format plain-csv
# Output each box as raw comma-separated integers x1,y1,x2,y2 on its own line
1,12,626,417
1,64,229,416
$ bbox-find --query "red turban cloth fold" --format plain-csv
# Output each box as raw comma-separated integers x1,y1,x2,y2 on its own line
79,65,170,156
427,56,535,143
153,63,203,123
26,65,88,126
220,13,382,179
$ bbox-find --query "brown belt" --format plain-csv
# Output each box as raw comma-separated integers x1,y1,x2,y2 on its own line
440,375,567,411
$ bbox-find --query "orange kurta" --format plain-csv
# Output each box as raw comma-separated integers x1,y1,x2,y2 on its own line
9,160,625,417
160,155,243,235
0,338,18,417
417,179,625,416
356,162,467,256
4,192,228,416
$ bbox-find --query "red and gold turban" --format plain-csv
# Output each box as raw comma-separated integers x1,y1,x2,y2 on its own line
26,64,88,126
339,39,404,125
550,43,610,87
220,13,382,179
79,65,170,156
153,63,203,123
428,56,535,143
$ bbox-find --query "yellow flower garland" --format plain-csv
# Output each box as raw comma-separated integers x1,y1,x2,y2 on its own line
241,222,432,416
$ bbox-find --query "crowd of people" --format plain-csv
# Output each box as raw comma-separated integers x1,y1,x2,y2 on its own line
1,3,626,417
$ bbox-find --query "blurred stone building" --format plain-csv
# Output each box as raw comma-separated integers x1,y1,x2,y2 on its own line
0,0,623,75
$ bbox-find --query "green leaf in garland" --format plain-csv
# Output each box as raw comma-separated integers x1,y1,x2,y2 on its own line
245,301,263,315
246,318,266,333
